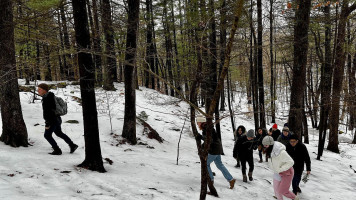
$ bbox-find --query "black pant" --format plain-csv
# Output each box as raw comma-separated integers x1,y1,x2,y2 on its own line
44,117,73,148
292,172,302,194
258,149,263,160
240,156,254,175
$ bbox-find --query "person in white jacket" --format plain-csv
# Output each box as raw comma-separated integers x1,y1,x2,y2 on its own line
262,136,299,200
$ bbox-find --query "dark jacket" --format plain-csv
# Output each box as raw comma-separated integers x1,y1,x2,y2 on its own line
272,129,281,141
256,129,267,146
233,135,257,160
42,92,59,127
277,132,292,146
197,124,223,155
286,142,311,175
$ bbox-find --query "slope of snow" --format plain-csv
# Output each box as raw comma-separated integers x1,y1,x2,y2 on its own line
0,80,355,200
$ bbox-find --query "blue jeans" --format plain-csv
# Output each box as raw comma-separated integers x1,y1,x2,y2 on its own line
44,117,73,148
292,172,302,194
207,154,233,182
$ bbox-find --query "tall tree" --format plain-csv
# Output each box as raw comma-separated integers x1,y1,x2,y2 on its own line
163,0,175,97
257,0,266,129
248,0,259,131
270,0,276,123
59,0,74,80
288,0,312,139
122,0,140,144
317,4,333,160
145,0,155,89
327,1,356,153
91,0,103,85
102,0,117,90
0,0,29,147
72,0,105,172
352,45,356,144
170,0,181,93
207,0,222,150
219,0,226,111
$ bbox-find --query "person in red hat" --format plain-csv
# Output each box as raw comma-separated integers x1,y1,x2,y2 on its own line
271,123,281,141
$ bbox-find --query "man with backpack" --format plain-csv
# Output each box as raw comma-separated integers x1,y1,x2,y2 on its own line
38,83,78,155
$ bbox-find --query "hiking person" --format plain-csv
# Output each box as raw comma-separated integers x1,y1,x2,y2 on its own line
233,125,246,168
264,128,275,162
196,115,236,189
38,83,78,155
233,129,257,182
277,127,292,146
271,124,281,141
286,134,311,195
262,136,299,200
256,127,267,163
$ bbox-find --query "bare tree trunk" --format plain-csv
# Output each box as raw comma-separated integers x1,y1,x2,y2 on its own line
207,0,222,152
92,0,103,85
317,4,332,160
0,0,29,147
145,0,155,88
270,0,276,123
102,0,117,90
227,70,235,132
350,43,356,133
257,0,266,129
288,0,312,139
219,0,227,111
170,0,181,93
163,0,175,97
327,1,356,153
122,0,139,145
249,0,259,130
60,0,74,80
72,0,105,172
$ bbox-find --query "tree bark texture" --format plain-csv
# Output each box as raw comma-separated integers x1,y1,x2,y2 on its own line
122,0,139,145
72,0,106,172
102,0,117,90
317,5,333,160
257,0,266,129
327,1,356,153
0,0,29,147
288,0,311,140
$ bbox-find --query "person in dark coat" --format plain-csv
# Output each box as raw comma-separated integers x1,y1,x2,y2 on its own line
38,83,78,155
286,134,311,195
233,129,257,182
196,116,236,189
256,127,267,162
233,125,246,168
272,124,281,141
277,127,292,146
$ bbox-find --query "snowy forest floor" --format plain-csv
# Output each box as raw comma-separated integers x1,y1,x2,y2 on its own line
0,80,356,200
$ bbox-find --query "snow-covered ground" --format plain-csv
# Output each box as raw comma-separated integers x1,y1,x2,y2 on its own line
0,80,355,200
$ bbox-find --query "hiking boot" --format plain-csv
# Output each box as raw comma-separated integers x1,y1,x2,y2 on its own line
242,175,247,182
229,179,236,189
70,144,78,153
248,172,253,181
259,159,263,163
49,147,62,155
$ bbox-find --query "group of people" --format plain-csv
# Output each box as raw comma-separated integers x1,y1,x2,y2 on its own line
37,83,310,199
196,116,311,200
